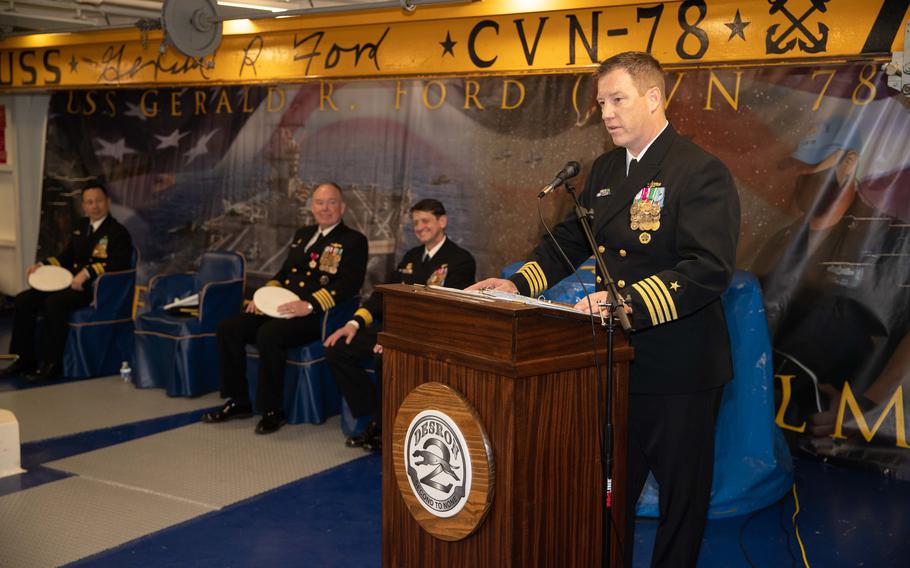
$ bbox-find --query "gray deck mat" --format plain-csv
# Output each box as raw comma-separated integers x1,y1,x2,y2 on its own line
0,476,211,568
1,417,361,567
0,377,221,443
46,416,358,508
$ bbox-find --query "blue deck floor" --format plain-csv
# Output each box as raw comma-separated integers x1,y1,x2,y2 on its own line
4,408,906,568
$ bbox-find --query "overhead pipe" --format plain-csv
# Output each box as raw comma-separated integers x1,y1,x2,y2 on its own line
76,0,163,11
0,0,477,38
243,0,476,19
0,10,100,27
11,0,159,18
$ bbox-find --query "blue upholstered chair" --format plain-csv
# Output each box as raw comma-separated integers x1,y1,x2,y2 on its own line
133,251,245,397
245,296,360,424
503,261,793,518
636,271,793,519
501,258,596,303
63,248,138,379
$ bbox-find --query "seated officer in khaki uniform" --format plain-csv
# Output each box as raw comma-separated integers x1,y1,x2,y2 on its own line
1,183,133,382
203,183,368,435
323,198,476,452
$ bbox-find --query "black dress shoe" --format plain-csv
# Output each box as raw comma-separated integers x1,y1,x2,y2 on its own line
202,399,254,423
25,362,61,383
255,410,287,435
0,359,36,379
362,433,382,454
345,420,379,448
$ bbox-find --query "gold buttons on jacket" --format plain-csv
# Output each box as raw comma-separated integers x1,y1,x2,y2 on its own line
596,276,602,284
284,279,290,285
619,249,627,257
618,280,626,288
291,267,298,273
299,282,305,288
597,245,605,253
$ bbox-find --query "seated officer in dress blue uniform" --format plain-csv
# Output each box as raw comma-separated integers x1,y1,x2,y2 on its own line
203,183,368,435
323,198,476,452
1,183,133,382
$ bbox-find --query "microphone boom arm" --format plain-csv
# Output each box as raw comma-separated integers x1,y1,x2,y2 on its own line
564,181,633,332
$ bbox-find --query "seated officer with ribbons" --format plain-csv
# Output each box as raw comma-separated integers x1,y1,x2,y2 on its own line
204,182,368,435
323,198,476,452
1,183,133,382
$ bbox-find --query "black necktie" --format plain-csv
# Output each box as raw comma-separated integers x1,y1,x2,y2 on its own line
422,253,429,264
307,231,323,252
628,158,638,177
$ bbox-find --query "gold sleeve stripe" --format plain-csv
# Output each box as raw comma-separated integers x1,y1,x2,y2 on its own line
516,266,539,296
265,280,281,287
640,278,671,323
313,288,335,311
354,308,373,327
647,276,678,320
93,263,106,275
530,262,548,291
517,261,547,297
47,257,61,266
518,270,536,296
631,281,660,326
515,265,534,295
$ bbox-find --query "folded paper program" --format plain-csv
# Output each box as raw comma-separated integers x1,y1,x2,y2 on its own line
164,294,200,310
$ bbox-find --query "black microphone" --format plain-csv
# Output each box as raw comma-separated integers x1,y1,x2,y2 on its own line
538,161,581,198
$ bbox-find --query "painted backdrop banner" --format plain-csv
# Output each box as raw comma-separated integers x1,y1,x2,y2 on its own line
39,62,909,477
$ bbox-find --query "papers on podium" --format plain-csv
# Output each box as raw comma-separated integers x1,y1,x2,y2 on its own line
163,294,200,311
428,286,582,315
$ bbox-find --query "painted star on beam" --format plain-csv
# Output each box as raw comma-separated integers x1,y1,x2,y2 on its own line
124,102,149,121
95,137,138,163
155,128,189,150
184,130,219,166
68,55,78,73
725,9,750,41
440,31,457,57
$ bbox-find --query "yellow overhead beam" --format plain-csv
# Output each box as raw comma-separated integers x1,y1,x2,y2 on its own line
1,0,908,90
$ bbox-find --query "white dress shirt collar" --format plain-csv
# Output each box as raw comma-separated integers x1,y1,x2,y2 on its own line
90,216,107,233
424,236,447,260
626,120,669,174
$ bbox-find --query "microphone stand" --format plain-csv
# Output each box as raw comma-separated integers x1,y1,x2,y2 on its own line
562,180,630,568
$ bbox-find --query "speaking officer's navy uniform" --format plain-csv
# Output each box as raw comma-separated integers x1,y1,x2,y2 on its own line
325,237,475,419
217,222,368,414
509,124,740,567
10,215,133,368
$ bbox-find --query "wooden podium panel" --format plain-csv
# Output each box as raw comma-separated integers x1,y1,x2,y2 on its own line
379,285,633,567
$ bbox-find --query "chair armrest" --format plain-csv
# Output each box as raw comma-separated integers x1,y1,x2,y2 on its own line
147,274,195,311
198,279,245,329
91,267,137,320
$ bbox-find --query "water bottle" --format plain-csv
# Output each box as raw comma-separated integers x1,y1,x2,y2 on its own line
120,361,132,383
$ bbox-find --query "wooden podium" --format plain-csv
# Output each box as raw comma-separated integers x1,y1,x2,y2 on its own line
379,284,633,567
